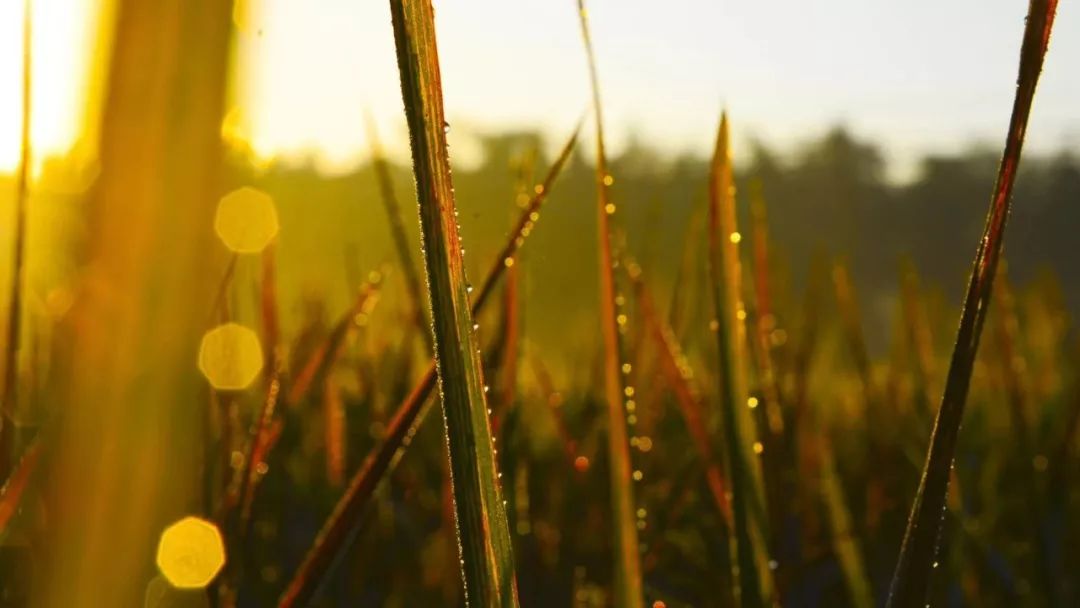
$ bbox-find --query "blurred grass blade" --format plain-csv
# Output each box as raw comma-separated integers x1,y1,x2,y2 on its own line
747,181,784,437
365,111,432,353
626,260,733,529
576,2,644,605
261,245,281,378
707,112,774,606
815,430,874,608
832,259,874,403
42,0,235,603
886,1,1058,605
388,1,518,604
288,276,384,405
277,107,580,608
1,0,33,481
0,435,41,537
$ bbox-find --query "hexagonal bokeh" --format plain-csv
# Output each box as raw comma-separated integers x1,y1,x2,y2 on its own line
214,186,279,253
198,323,264,390
155,516,226,590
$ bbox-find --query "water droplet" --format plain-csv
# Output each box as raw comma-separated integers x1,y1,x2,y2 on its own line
443,121,451,133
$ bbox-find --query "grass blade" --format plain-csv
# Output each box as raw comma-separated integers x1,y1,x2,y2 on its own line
277,114,580,608
365,111,433,353
1,0,33,481
886,1,1058,605
625,260,733,529
389,2,518,602
0,434,41,537
707,112,774,606
288,276,383,406
576,2,644,605
747,181,785,437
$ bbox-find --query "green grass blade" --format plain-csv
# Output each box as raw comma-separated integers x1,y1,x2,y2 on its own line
575,2,644,605
387,1,517,604
278,122,579,608
365,111,433,353
707,112,774,606
886,1,1058,605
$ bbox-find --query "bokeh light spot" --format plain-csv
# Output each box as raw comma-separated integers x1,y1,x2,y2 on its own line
214,187,279,253
155,516,226,590
198,323,264,390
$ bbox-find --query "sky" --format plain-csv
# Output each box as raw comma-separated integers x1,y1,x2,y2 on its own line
1,0,1078,178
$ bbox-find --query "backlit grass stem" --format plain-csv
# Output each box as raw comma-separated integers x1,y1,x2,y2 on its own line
387,1,517,605
886,1,1058,605
576,2,644,605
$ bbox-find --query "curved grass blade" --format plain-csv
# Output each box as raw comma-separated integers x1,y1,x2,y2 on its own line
278,120,580,608
886,1,1058,605
707,112,774,606
1,0,33,481
575,2,644,605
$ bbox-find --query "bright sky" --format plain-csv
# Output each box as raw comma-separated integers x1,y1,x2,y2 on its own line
2,0,1078,177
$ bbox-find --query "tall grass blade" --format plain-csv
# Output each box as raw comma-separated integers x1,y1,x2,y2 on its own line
575,2,644,605
1,0,33,481
278,116,580,608
886,1,1058,605
42,0,235,603
388,2,518,603
707,112,774,606
365,111,432,353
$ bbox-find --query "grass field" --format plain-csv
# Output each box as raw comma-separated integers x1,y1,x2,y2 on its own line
0,1,1077,607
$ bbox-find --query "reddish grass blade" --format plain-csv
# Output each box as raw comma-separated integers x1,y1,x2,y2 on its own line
278,121,580,608
886,1,1058,605
1,0,33,481
625,260,732,529
288,277,383,405
0,435,41,537
576,2,644,605
261,245,281,379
